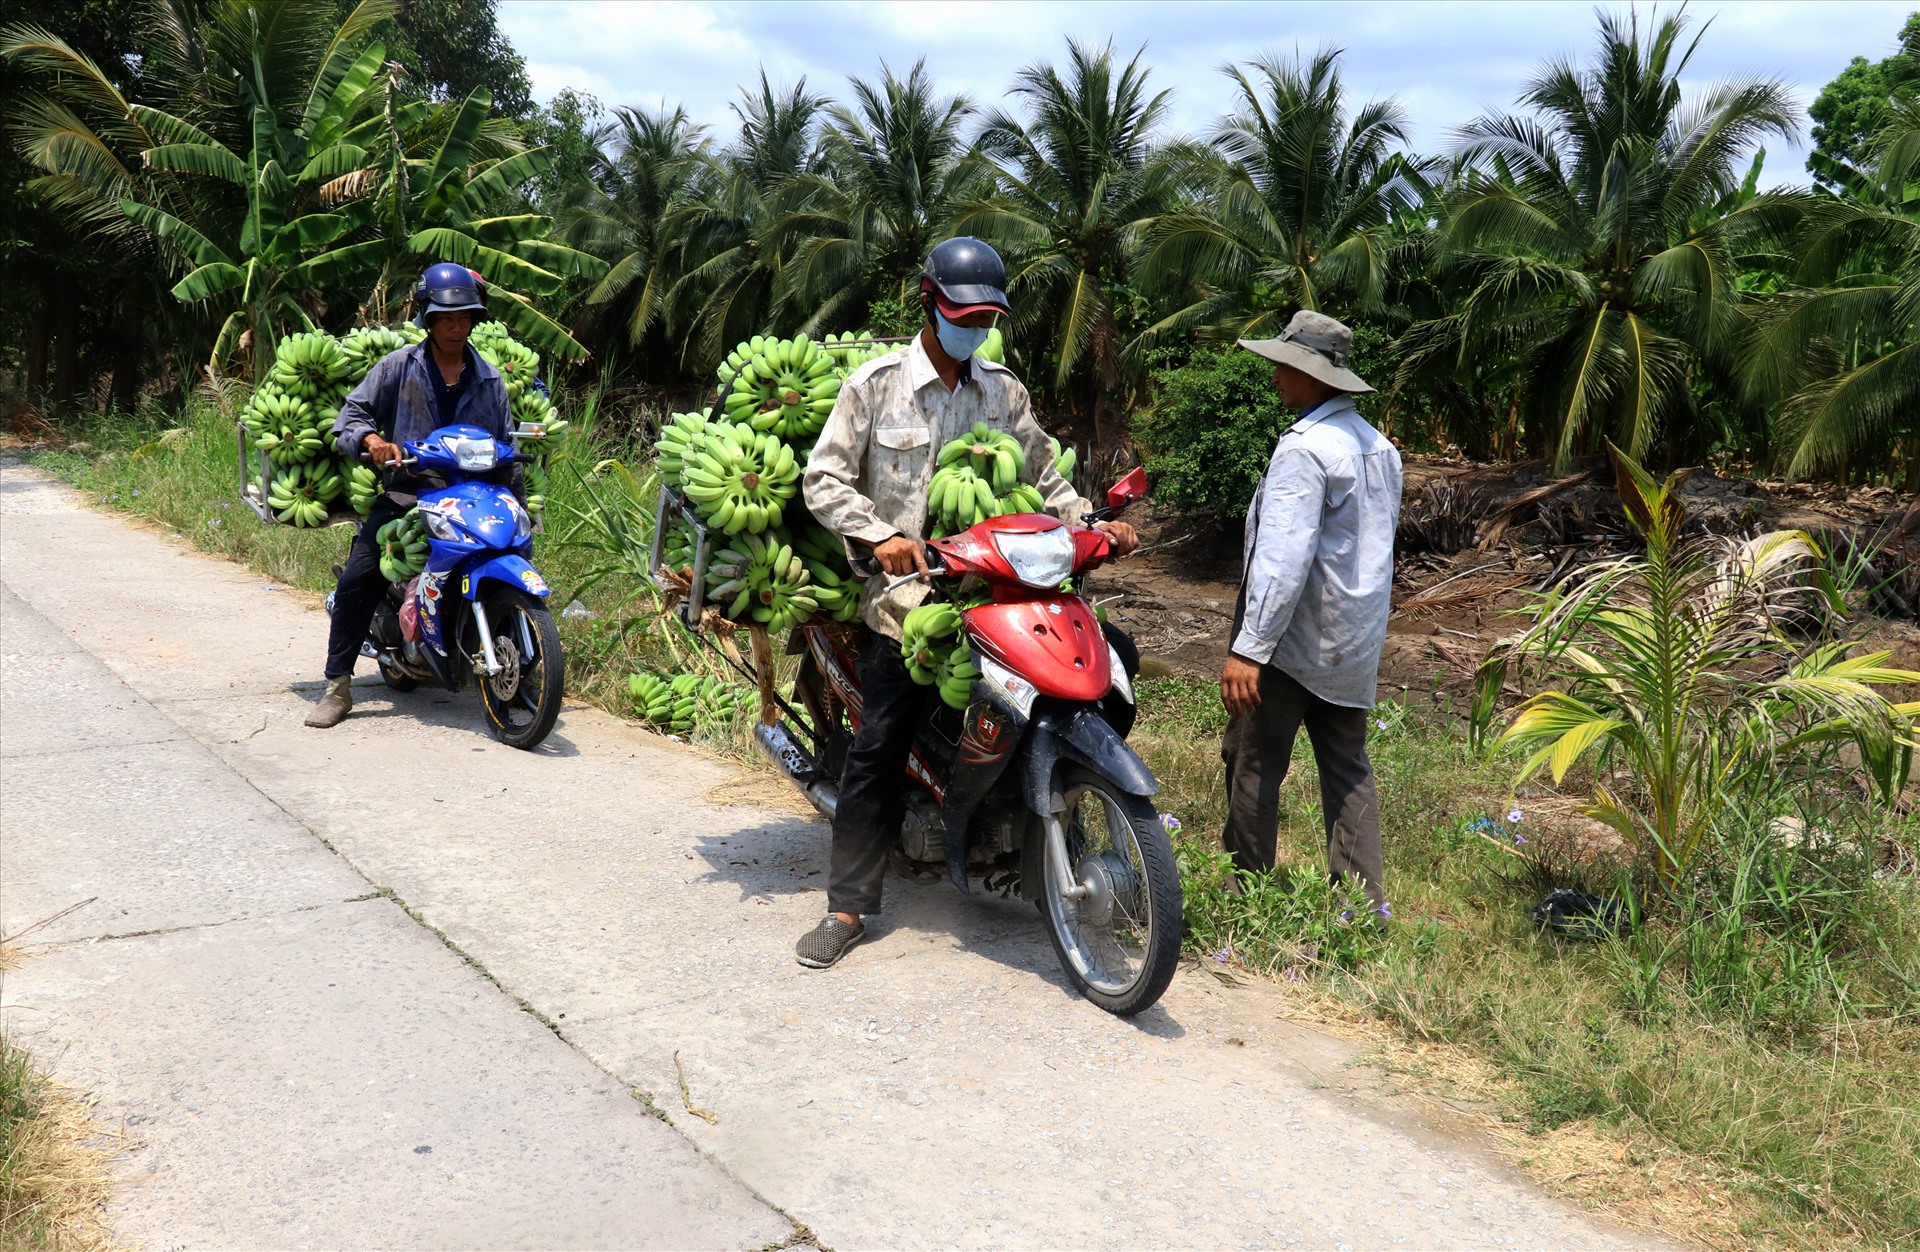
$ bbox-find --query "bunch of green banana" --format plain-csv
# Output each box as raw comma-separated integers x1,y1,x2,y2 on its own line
339,326,411,382
821,329,894,378
722,334,839,441
654,411,710,487
1049,435,1077,481
660,519,698,574
706,532,818,630
269,331,350,400
976,326,1005,365
933,639,980,710
629,670,742,735
479,337,542,399
345,463,381,517
998,482,1047,515
679,425,800,535
522,460,548,516
900,600,966,692
398,321,426,345
266,461,342,527
789,514,853,580
470,320,512,350
252,391,324,466
806,565,865,623
376,510,429,583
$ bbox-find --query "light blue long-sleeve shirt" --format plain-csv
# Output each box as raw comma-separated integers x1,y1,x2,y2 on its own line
1232,396,1402,708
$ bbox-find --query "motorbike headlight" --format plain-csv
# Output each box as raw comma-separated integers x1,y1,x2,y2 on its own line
978,653,1038,718
991,528,1075,589
443,434,499,471
422,507,462,541
1107,644,1134,705
505,495,533,545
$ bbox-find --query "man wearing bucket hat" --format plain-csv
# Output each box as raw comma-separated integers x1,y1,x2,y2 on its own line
305,262,515,729
1219,309,1402,916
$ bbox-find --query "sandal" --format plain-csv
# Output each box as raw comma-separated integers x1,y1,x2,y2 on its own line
795,916,866,968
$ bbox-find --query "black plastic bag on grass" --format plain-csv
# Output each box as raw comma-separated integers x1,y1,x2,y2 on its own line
1531,888,1627,940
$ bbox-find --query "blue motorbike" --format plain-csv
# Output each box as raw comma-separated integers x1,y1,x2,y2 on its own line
331,423,564,749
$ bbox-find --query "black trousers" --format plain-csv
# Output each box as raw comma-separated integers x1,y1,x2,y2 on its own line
1220,664,1386,912
323,495,410,679
825,620,1142,916
826,631,933,915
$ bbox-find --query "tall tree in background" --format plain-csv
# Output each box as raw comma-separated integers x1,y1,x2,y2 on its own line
665,74,827,369
1747,97,1920,482
361,0,532,119
560,103,713,367
1400,9,1798,469
963,40,1180,441
780,60,985,333
1133,48,1427,349
1807,12,1920,188
0,0,162,413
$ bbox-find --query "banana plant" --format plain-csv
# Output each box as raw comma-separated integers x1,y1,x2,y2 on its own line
368,87,607,361
1473,444,1919,895
122,33,396,376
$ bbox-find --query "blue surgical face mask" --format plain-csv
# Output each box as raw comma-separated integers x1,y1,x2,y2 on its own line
934,309,992,361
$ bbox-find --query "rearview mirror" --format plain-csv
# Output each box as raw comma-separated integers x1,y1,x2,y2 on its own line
1106,466,1146,511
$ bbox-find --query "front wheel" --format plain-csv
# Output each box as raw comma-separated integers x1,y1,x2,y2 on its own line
1037,766,1183,1016
476,587,563,749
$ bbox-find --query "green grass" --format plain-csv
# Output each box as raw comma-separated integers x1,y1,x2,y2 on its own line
23,399,1920,1248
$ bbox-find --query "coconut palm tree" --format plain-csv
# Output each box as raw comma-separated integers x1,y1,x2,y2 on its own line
959,40,1181,442
557,104,713,365
1744,97,1920,483
665,72,827,369
1401,9,1799,470
779,60,986,333
1132,48,1429,348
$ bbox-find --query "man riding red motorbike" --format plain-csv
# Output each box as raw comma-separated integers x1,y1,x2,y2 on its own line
796,237,1139,971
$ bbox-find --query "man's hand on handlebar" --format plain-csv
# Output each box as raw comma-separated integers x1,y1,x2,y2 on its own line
363,434,404,468
871,534,930,581
1094,520,1139,558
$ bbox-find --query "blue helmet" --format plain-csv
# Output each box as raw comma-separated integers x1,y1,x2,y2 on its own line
412,261,488,327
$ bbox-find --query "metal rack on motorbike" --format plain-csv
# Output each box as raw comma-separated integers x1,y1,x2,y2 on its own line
642,391,1184,1016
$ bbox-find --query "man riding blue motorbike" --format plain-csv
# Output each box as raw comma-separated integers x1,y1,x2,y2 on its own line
305,262,519,729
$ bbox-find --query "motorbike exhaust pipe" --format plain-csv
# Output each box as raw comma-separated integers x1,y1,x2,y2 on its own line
753,722,839,820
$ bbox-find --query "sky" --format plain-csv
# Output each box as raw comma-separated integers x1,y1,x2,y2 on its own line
497,1,1915,188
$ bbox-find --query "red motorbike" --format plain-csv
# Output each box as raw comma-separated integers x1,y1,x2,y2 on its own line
754,470,1182,1015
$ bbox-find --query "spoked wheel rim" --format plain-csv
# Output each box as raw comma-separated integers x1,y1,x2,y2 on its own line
1044,780,1157,998
477,591,561,747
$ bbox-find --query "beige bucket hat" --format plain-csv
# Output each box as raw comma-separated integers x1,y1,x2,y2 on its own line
1238,310,1374,394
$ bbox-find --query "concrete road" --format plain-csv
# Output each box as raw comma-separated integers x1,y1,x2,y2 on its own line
0,462,1662,1250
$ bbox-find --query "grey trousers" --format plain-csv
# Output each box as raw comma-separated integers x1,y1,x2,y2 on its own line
1220,664,1386,911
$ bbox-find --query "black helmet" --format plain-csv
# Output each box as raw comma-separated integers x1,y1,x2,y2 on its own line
412,261,488,327
920,237,1010,317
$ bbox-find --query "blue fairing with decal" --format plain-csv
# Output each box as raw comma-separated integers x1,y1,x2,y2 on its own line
416,481,533,552
460,554,551,599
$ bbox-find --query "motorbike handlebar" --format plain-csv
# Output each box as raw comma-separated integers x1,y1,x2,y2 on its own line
879,547,948,595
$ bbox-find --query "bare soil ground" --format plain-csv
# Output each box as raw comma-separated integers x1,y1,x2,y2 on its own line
1092,454,1920,703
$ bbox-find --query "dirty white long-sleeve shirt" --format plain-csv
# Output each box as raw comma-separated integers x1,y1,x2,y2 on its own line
802,335,1088,639
1233,396,1402,708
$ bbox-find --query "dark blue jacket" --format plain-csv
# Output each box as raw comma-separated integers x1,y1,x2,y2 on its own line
333,341,510,459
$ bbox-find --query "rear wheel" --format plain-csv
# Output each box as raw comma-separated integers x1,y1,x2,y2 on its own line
1036,766,1182,1016
476,587,563,749
377,659,418,692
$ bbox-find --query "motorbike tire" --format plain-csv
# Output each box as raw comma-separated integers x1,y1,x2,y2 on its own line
476,586,563,750
377,659,419,693
1036,766,1183,1016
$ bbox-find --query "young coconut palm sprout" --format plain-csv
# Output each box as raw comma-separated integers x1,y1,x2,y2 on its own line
1472,444,1919,895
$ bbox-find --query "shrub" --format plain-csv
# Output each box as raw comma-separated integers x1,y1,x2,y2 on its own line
1134,346,1292,524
